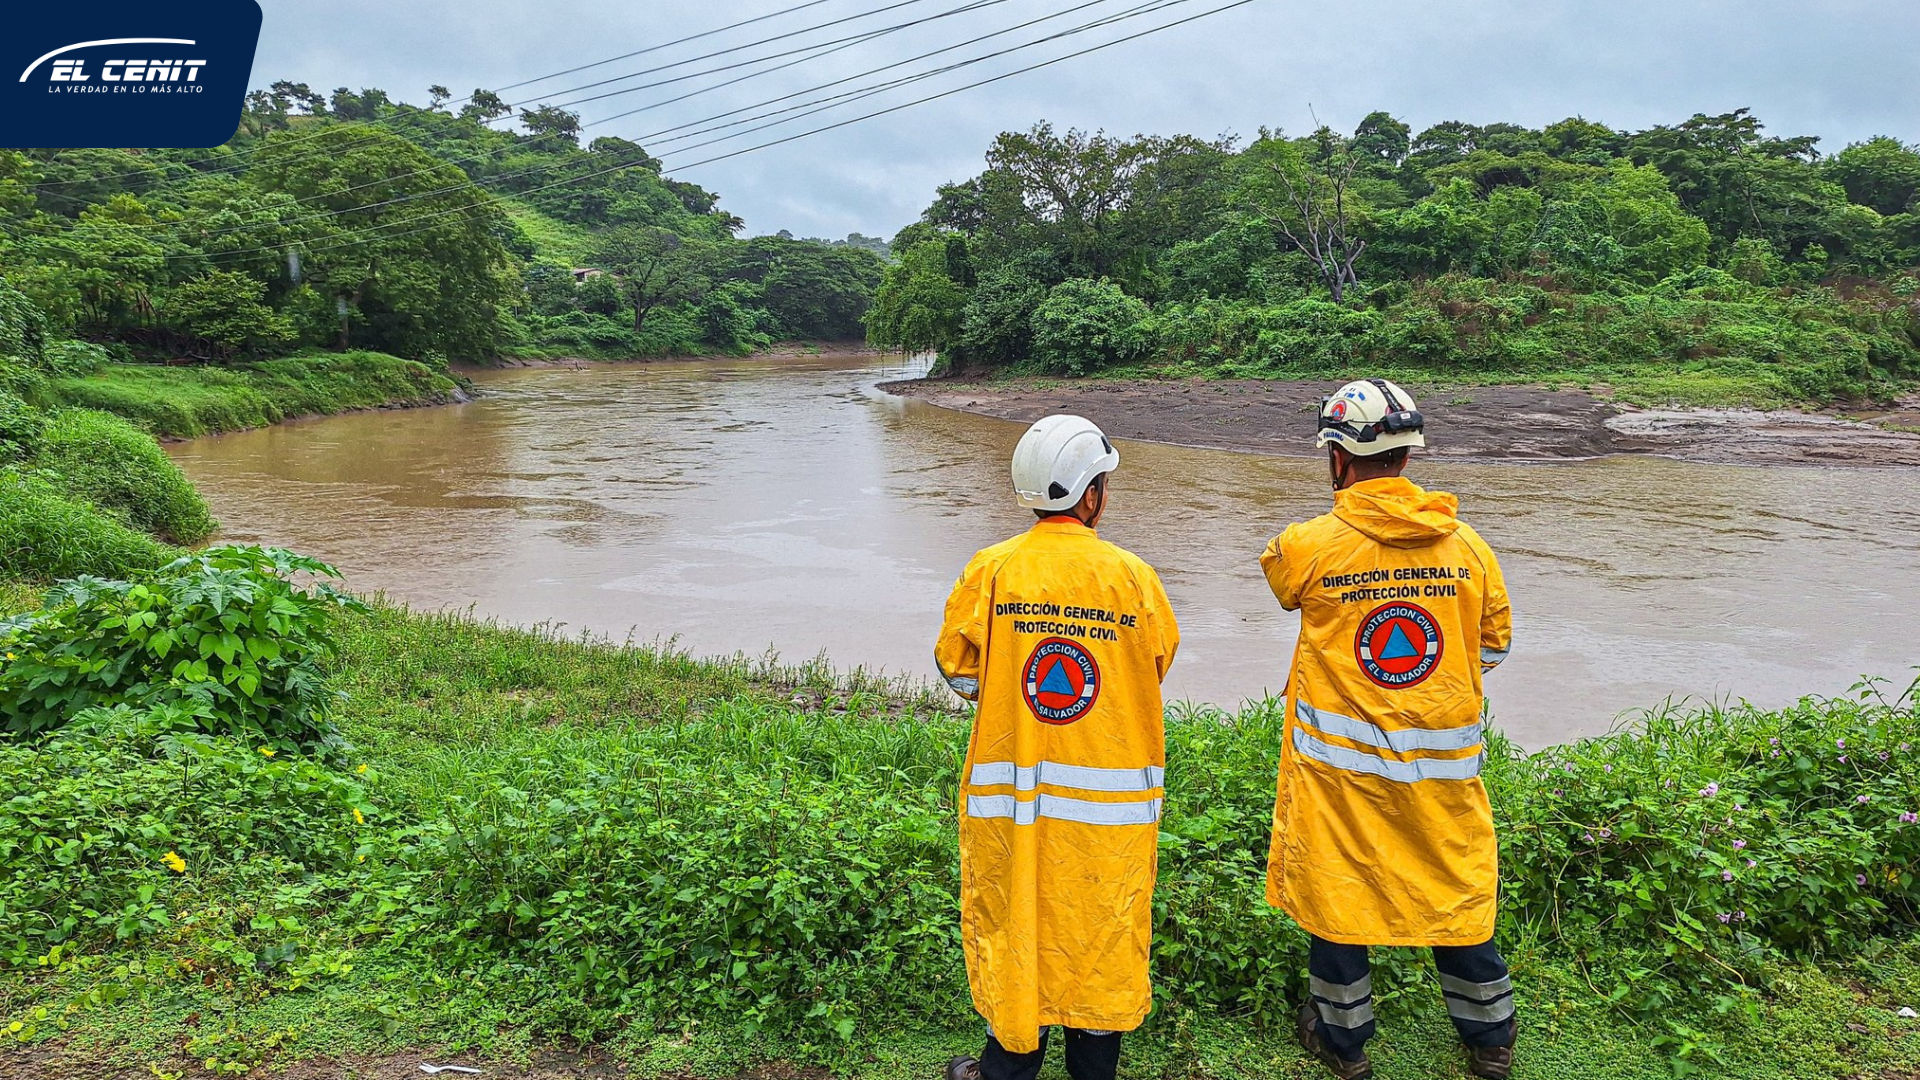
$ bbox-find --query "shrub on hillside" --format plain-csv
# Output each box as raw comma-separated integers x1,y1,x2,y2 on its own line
32,409,215,543
0,546,364,745
0,468,176,580
1028,278,1150,376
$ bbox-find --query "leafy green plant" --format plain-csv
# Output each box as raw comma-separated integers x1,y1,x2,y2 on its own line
0,546,365,744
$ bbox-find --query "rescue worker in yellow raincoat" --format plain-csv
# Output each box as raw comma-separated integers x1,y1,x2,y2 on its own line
935,415,1180,1080
1262,380,1515,1080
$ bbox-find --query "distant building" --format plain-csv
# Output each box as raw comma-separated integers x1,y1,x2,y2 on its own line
570,268,604,283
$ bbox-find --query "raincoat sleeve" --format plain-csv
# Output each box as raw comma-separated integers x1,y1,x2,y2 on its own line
1258,525,1307,612
1467,527,1512,670
934,554,991,700
1140,563,1181,683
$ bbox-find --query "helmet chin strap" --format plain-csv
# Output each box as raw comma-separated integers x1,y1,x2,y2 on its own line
1330,448,1353,492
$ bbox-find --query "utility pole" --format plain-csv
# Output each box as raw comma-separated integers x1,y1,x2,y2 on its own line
337,297,350,350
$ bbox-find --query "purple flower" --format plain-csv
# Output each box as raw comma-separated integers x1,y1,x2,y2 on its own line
1563,763,1576,773
1902,743,1912,752
1746,859,1757,869
1769,737,1780,746
1717,912,1732,923
1604,764,1613,773
1856,874,1868,887
1771,749,1782,758
1879,751,1890,762
1553,789,1564,797
1837,739,1846,750
1599,828,1613,839
1721,870,1734,882
1733,804,1744,812
1584,832,1595,843
1857,794,1871,804
1700,782,1721,798
1839,755,1848,763
1732,839,1747,850
1899,812,1918,825
1734,910,1747,922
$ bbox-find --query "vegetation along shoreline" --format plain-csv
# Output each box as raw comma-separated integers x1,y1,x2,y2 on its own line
2,80,1918,1078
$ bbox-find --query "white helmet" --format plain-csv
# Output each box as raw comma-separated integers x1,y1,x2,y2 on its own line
1315,378,1426,456
1011,415,1119,511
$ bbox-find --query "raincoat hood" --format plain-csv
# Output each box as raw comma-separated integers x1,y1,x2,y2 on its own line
1333,477,1460,548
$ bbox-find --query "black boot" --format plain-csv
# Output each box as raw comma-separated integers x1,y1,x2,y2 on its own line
1296,1005,1374,1080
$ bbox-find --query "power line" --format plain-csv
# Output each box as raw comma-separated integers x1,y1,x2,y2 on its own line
7,0,1066,243
185,0,1258,266
491,0,840,94
188,0,1176,247
638,0,1173,153
5,0,1001,241
22,0,946,190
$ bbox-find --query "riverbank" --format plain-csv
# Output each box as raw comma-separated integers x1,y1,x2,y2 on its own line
465,339,887,372
2,581,1917,1079
52,352,467,440
882,375,1920,467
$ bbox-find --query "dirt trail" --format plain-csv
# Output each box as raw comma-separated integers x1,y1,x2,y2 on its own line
882,378,1920,468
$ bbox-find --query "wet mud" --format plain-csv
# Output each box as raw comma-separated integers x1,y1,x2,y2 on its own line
880,378,1920,468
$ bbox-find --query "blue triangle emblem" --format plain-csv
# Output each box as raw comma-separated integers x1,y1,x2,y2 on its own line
1381,623,1420,660
1039,660,1077,696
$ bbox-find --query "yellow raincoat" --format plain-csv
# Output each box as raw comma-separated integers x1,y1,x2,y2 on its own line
1261,476,1511,946
935,517,1180,1052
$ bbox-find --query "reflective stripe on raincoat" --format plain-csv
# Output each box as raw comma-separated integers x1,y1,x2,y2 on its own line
1260,476,1512,946
935,517,1180,1052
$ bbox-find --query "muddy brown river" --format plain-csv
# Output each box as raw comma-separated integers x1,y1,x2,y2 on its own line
168,355,1920,746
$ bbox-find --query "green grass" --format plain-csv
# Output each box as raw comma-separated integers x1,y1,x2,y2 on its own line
29,409,215,543
50,351,464,438
504,199,596,265
1,601,1916,1077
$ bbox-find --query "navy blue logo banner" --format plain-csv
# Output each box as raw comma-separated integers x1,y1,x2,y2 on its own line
5,0,263,147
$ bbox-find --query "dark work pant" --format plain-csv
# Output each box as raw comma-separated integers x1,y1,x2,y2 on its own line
979,1027,1123,1080
1308,934,1515,1062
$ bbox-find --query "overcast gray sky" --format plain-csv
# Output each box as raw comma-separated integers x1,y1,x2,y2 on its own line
252,0,1920,240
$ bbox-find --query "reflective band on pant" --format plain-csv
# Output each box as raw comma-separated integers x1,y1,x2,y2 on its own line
968,760,1165,793
1440,972,1515,1023
1315,999,1376,1029
1310,974,1372,1005
1480,647,1509,668
1294,700,1483,753
1444,994,1515,1024
944,674,979,697
1291,726,1484,783
1439,973,1512,999
966,793,1163,826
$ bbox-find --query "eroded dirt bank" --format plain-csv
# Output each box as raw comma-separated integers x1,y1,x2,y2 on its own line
881,377,1920,468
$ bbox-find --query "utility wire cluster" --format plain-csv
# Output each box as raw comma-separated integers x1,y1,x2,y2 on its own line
6,0,1259,260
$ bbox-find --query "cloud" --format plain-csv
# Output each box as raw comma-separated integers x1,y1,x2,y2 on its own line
250,0,1920,239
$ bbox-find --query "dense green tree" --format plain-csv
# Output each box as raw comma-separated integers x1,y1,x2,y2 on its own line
157,270,296,359
1028,278,1149,375
248,126,514,358
1827,138,1920,216
864,240,966,355
585,226,714,333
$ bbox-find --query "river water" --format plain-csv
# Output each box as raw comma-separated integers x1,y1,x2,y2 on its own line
168,355,1920,746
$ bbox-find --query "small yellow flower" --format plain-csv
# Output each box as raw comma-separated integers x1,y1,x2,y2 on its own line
355,764,368,775
161,852,186,873
357,854,366,863
352,808,365,825
5,652,14,661
257,747,276,758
